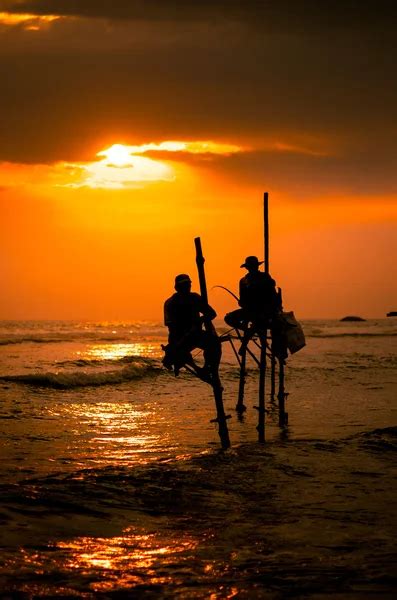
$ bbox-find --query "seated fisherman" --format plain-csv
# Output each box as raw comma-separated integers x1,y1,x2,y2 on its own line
162,273,221,378
224,256,281,348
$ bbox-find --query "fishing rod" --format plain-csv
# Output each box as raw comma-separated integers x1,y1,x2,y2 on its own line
212,285,239,303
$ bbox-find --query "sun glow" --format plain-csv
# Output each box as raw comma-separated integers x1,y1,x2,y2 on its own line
0,12,60,30
98,144,136,167
66,144,176,189
82,156,174,189
63,140,244,189
99,140,244,158
0,139,246,190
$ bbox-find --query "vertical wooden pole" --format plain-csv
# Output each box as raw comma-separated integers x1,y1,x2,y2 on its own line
257,332,267,442
270,351,276,402
275,286,285,423
236,345,247,412
257,192,269,441
194,237,230,449
264,192,269,274
278,359,287,426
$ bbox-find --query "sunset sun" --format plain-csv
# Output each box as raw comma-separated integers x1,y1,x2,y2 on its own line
67,143,176,188
98,144,134,167
58,140,244,189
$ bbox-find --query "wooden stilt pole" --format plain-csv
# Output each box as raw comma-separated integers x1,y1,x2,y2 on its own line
264,192,269,275
194,237,230,449
256,192,270,441
265,188,273,404
236,345,247,413
270,350,276,402
255,331,267,442
274,286,287,425
278,359,288,426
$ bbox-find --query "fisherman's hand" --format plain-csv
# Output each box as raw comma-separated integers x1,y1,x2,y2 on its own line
201,313,216,323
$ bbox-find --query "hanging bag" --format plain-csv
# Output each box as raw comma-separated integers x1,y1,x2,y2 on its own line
277,311,306,354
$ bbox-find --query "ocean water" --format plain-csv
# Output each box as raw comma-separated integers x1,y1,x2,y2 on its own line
0,319,396,598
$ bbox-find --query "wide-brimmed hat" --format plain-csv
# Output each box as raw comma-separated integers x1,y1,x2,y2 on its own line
175,273,191,285
240,256,263,268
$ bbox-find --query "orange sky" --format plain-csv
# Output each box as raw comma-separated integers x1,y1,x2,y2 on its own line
0,2,396,319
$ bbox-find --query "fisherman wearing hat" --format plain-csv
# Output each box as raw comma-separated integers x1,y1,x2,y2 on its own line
224,256,280,335
162,273,220,377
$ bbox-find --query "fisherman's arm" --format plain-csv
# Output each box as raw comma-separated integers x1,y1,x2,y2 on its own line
238,278,247,308
203,303,217,321
164,298,182,345
164,298,177,328
196,293,217,321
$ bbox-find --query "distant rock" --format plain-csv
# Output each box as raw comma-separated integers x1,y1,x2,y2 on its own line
340,315,366,322
387,311,397,317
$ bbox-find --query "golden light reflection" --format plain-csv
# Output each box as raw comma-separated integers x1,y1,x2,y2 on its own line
77,403,142,422
210,587,240,599
55,529,198,591
93,436,155,445
64,400,166,465
0,12,60,29
78,343,161,361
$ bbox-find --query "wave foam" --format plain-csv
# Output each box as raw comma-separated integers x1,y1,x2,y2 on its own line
0,337,66,346
0,359,159,389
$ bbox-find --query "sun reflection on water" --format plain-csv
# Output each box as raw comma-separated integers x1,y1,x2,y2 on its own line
58,397,182,467
77,342,161,361
54,529,198,591
9,530,241,596
65,401,166,465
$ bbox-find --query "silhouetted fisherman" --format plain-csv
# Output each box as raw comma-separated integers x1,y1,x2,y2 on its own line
162,274,221,378
225,256,282,353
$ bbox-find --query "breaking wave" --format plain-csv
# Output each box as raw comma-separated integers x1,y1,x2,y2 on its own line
0,359,160,389
0,337,67,346
55,354,156,368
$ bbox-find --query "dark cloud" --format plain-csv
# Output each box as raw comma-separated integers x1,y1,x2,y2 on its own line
0,2,396,198
209,148,397,198
1,0,397,31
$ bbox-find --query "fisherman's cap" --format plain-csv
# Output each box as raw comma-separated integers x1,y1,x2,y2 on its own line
240,256,264,268
175,273,192,285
